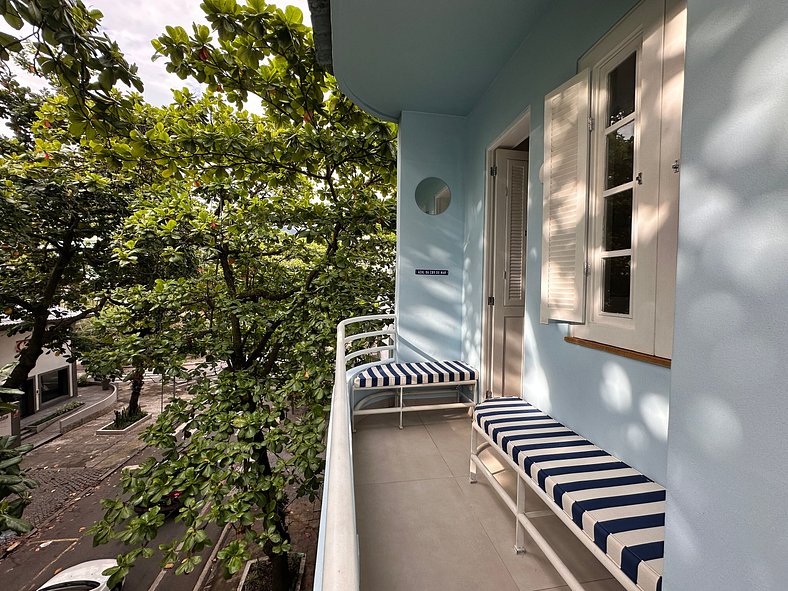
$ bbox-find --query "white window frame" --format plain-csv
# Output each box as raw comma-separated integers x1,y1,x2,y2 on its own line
571,0,684,359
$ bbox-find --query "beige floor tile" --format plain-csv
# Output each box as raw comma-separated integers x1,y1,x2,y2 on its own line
422,416,474,477
416,405,474,424
353,413,629,591
356,477,520,591
454,476,568,591
353,423,453,484
353,408,424,430
472,449,548,511
529,514,621,584
545,577,627,591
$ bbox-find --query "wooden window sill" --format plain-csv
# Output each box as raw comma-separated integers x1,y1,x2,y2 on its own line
564,336,671,367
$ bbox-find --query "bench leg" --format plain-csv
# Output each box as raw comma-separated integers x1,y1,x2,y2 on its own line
515,476,527,554
351,388,356,433
469,424,478,483
399,387,404,430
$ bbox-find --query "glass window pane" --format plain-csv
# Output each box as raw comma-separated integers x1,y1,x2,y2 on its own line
608,52,636,126
40,368,68,404
603,256,631,314
604,190,632,251
605,121,634,189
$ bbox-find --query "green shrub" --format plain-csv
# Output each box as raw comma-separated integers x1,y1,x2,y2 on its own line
28,400,85,426
112,408,147,430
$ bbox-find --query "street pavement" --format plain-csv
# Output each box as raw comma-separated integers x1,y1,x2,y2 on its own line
1,455,222,591
19,381,162,531
0,379,216,591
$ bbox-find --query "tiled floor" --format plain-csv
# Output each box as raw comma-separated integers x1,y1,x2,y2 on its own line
353,408,628,591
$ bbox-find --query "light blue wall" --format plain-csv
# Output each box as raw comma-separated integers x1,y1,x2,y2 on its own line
396,112,466,362
663,2,788,589
456,1,673,483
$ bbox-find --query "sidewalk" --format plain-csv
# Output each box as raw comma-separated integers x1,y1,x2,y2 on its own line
20,384,116,449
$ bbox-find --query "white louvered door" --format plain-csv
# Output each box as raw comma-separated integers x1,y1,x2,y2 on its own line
491,149,528,397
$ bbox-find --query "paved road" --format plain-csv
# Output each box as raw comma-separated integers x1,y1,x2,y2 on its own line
0,456,221,591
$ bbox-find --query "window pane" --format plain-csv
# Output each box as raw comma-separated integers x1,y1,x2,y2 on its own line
604,189,632,251
40,368,69,404
605,121,634,189
608,52,636,126
603,256,631,314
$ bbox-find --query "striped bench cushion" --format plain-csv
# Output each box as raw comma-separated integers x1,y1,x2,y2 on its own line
353,360,478,389
475,397,664,591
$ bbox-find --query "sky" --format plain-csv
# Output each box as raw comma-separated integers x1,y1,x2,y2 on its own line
6,0,312,106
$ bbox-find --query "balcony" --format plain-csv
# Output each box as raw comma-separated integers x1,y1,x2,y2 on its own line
315,315,628,591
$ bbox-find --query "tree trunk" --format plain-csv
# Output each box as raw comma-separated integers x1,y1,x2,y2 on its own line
265,543,291,591
1,311,49,392
128,370,143,416
247,388,291,591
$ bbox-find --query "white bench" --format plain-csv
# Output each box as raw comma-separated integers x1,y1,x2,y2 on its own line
352,360,478,429
470,397,665,591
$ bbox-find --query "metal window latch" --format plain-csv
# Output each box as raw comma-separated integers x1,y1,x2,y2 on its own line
635,172,643,185
672,160,680,173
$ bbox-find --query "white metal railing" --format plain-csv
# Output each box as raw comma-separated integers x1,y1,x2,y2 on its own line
314,313,396,591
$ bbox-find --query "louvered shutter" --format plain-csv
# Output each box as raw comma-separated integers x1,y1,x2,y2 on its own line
540,70,590,324
505,157,527,307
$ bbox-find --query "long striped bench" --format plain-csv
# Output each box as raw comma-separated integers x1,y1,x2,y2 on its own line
352,360,478,429
470,397,664,591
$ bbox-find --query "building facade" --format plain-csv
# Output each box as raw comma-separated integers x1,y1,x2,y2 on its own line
322,0,788,588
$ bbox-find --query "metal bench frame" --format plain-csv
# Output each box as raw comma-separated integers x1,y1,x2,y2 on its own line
470,413,642,591
353,376,477,430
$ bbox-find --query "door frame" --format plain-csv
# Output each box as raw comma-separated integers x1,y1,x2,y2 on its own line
481,107,531,399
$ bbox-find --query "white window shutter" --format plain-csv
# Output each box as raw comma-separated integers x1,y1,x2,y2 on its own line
540,70,590,324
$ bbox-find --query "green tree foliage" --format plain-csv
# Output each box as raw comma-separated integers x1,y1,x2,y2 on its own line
0,0,142,135
0,364,36,534
0,69,46,150
0,434,35,534
0,85,144,394
80,3,396,590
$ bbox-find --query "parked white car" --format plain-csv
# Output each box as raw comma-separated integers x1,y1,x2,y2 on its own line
36,559,123,591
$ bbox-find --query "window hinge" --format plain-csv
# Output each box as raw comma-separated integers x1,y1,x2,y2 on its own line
587,117,594,132
584,262,591,276
672,159,680,174
488,296,495,306
490,165,498,177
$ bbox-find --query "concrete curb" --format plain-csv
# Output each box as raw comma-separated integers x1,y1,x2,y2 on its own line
96,412,151,435
26,402,85,433
191,522,232,591
60,385,118,434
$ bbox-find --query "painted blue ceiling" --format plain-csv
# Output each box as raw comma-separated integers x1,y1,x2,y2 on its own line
330,0,552,122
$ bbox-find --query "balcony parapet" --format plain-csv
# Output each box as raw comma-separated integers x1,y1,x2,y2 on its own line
314,313,395,591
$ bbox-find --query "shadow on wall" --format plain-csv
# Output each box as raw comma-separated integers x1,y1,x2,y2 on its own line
664,3,788,588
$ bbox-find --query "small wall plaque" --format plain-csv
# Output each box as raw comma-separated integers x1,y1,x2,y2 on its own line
415,269,449,276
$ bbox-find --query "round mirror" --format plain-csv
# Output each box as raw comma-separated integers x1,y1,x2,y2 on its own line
415,177,451,215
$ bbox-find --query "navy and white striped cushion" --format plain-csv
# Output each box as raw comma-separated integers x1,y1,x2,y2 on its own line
475,397,664,591
353,360,478,388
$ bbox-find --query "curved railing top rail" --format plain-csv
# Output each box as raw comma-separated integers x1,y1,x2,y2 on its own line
315,313,396,591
